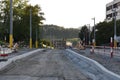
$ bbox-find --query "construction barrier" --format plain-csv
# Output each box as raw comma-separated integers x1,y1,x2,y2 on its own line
110,37,113,58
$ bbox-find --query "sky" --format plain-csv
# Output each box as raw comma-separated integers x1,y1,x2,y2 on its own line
30,0,113,28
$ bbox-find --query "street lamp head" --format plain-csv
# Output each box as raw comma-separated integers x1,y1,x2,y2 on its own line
92,17,95,20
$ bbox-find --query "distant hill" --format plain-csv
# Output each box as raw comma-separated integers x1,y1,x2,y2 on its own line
41,25,79,40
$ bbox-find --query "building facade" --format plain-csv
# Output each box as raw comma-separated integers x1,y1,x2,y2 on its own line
106,0,120,22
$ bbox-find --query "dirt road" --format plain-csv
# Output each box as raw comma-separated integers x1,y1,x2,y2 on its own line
0,49,90,80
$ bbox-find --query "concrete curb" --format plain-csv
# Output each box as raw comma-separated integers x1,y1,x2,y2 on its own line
66,49,120,80
0,49,43,71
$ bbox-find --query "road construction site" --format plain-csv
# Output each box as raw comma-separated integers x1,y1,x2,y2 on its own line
73,48,120,75
0,48,120,80
0,49,90,80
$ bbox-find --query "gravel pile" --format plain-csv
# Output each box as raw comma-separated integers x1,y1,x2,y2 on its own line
73,49,120,75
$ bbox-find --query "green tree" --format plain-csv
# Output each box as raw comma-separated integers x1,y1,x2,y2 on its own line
42,25,79,39
90,20,120,46
14,4,45,42
0,0,45,44
0,0,28,41
78,25,89,45
95,21,114,45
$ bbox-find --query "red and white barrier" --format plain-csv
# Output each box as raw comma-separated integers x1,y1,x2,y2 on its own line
90,46,94,53
90,39,95,53
110,37,113,58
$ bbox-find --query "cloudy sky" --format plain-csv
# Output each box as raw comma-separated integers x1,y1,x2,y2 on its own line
30,0,113,28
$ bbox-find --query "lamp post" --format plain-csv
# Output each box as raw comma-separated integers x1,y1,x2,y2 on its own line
87,24,91,45
35,26,38,48
92,17,96,47
9,0,13,48
30,8,32,48
113,0,117,48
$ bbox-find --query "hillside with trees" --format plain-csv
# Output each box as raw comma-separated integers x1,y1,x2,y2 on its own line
41,25,79,40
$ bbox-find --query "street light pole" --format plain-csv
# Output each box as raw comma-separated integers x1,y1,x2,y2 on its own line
113,0,117,48
114,11,117,48
9,0,13,48
35,26,38,48
87,24,91,45
30,8,32,48
92,17,96,47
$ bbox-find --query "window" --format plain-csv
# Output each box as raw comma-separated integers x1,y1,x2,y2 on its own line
106,5,112,11
117,2,120,7
106,13,112,19
113,3,118,8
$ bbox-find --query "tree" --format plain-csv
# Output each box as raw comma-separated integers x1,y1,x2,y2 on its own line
0,0,45,44
14,4,45,42
90,20,120,46
0,0,28,41
95,21,113,45
41,25,79,39
78,25,89,45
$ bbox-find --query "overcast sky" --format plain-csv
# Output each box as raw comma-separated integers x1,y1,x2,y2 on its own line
30,0,113,28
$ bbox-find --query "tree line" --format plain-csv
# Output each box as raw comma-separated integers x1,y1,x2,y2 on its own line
41,25,80,40
0,0,45,45
79,20,120,46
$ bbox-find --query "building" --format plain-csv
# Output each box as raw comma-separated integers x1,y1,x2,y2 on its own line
106,0,120,22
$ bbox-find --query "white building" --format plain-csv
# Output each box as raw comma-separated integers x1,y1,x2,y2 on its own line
106,0,120,22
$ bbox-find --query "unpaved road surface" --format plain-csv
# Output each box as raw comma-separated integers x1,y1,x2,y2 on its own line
0,49,90,80
72,48,120,75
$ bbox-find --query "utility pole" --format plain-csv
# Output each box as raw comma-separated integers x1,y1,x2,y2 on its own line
9,0,13,48
113,0,117,48
30,8,32,48
87,24,91,45
92,17,96,47
36,26,38,48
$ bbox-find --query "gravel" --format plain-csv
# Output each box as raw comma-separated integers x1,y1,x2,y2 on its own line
0,49,90,80
72,48,120,75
